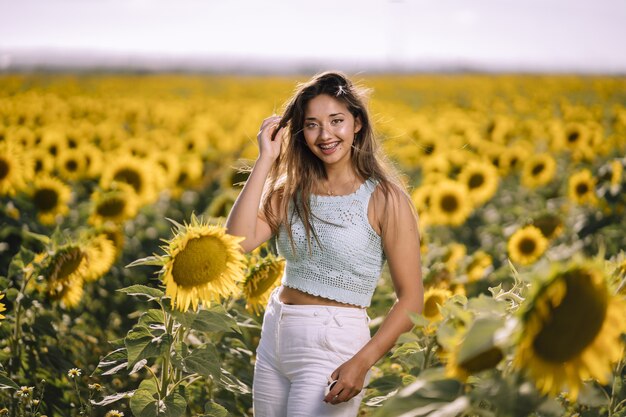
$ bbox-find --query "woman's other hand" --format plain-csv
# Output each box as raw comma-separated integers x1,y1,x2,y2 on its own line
257,115,284,163
324,356,370,405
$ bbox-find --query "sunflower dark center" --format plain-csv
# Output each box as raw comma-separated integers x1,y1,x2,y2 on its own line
531,163,545,176
567,131,580,143
0,159,9,179
424,144,435,155
441,195,459,213
534,217,560,239
424,295,444,319
171,236,228,288
51,247,84,281
96,197,126,217
532,269,607,362
35,159,44,172
34,188,59,212
468,173,485,189
518,237,537,255
576,182,589,196
459,347,504,374
114,168,142,192
66,159,78,172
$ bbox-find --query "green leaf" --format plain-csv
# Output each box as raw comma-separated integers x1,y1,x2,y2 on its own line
368,374,403,394
372,377,463,417
130,379,159,417
130,378,186,417
408,311,430,328
125,255,164,268
184,344,221,379
456,317,504,366
192,306,240,334
118,285,165,301
218,368,250,395
95,347,128,376
125,325,171,367
466,294,507,315
91,390,135,406
0,373,19,390
171,305,239,334
139,309,166,327
200,402,229,417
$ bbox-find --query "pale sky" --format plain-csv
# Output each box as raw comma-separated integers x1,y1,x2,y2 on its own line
1,0,625,72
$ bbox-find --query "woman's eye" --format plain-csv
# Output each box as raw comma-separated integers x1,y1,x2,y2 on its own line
331,119,343,125
305,123,317,128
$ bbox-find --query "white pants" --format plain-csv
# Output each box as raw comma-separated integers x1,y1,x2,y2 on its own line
252,286,372,417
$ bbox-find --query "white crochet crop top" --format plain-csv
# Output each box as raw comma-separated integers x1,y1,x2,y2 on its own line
275,177,385,307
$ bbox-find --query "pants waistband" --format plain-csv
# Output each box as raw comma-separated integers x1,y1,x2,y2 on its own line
269,286,369,321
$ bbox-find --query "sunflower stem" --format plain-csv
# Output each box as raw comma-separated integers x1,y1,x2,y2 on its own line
9,271,32,378
422,336,435,371
160,311,174,398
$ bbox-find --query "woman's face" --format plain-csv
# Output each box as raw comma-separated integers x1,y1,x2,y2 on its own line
302,94,361,168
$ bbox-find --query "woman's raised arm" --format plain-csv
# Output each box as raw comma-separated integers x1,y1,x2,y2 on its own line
225,115,284,253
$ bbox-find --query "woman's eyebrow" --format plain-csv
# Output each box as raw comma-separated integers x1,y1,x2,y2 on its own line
304,112,345,120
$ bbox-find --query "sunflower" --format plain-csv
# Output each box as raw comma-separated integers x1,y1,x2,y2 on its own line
495,145,530,176
422,287,453,323
242,253,285,315
96,223,126,259
514,259,626,399
41,129,67,158
31,148,55,176
609,159,623,189
206,188,240,220
568,169,597,206
507,225,548,266
521,153,557,189
466,250,493,282
428,180,473,226
532,212,564,240
100,155,156,205
89,183,139,225
171,153,204,197
31,175,72,225
56,148,88,181
562,122,591,152
82,144,104,179
220,163,251,190
0,140,28,196
161,215,246,312
38,245,90,309
82,235,117,282
442,243,466,274
0,293,6,320
421,153,451,178
457,159,499,206
150,151,181,189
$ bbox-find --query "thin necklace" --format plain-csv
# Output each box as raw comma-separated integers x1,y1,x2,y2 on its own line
324,176,358,196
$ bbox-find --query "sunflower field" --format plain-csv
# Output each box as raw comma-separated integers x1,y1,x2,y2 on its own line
0,73,625,417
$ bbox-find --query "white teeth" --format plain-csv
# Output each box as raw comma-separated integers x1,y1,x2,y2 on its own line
319,142,339,150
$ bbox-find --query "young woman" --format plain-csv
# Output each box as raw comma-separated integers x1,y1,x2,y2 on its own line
226,71,423,417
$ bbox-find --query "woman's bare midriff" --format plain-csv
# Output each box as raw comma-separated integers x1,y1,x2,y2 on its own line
278,286,363,308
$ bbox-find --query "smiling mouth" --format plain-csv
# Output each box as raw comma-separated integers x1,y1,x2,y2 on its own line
318,142,340,150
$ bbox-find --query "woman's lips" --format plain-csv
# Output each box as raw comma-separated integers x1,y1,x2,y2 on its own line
318,141,340,155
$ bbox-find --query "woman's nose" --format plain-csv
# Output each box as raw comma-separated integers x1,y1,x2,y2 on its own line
318,123,333,139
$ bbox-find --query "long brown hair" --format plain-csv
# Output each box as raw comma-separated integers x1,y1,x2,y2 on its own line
261,70,413,252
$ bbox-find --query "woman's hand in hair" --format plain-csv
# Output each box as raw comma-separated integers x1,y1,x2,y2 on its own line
257,115,285,163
